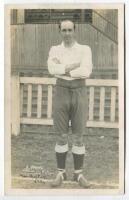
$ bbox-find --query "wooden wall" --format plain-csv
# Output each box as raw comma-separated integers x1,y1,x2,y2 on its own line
94,9,118,27
11,23,118,73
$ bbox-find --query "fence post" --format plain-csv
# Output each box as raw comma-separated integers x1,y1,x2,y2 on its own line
89,87,94,121
110,87,116,122
47,85,53,119
11,72,20,135
99,87,105,121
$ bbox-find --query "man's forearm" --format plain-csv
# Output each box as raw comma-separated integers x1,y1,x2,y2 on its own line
51,58,80,75
65,63,80,73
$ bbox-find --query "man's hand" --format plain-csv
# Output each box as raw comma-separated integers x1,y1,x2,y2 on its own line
65,63,80,73
65,72,71,77
52,58,61,64
52,58,80,76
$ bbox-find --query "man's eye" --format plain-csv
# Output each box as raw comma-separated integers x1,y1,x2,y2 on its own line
61,29,72,32
62,29,66,32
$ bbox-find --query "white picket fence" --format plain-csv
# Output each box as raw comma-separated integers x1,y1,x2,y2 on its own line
11,74,118,135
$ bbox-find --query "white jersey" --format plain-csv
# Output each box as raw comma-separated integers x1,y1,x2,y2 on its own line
47,41,93,80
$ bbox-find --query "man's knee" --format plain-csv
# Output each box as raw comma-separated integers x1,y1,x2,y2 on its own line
72,135,83,146
56,134,68,145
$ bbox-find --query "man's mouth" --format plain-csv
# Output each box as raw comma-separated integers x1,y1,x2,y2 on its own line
65,37,70,40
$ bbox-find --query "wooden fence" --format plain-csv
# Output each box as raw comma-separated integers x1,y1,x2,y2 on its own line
11,74,118,136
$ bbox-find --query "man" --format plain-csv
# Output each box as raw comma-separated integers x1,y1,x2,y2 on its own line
47,20,93,188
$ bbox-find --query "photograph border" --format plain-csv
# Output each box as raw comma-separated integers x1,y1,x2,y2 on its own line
4,3,125,195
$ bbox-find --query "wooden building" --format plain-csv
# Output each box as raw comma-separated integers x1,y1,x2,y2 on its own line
11,9,118,79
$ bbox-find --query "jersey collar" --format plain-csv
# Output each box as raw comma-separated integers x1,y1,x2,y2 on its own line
61,41,78,49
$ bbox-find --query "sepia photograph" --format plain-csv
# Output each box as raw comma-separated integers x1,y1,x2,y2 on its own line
4,3,124,195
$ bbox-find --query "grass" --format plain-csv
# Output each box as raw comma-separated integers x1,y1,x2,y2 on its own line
11,127,119,189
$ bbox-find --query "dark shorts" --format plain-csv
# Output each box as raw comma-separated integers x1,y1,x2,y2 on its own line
53,78,88,136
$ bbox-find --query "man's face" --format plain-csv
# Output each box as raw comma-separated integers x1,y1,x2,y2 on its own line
60,21,75,43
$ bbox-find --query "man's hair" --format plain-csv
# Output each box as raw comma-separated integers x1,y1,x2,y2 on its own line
58,20,76,30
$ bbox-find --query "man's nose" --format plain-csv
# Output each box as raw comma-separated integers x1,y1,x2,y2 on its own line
66,31,70,35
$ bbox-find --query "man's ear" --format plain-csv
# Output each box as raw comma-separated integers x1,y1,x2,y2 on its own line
58,24,61,32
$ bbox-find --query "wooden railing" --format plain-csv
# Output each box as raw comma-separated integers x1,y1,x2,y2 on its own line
11,74,119,135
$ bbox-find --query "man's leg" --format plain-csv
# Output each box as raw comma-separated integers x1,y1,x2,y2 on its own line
71,135,90,188
51,86,70,187
71,87,90,188
51,134,68,187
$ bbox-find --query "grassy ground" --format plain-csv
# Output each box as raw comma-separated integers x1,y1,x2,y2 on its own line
11,127,119,189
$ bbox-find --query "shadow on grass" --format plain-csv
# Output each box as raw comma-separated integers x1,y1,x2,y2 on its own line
11,127,119,189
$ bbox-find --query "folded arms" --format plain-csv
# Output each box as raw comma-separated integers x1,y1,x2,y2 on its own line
47,46,93,78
